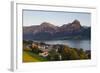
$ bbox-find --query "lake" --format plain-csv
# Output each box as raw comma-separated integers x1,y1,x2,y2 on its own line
36,40,91,51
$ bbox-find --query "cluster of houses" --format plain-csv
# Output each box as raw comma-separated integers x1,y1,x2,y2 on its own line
31,42,58,57
23,40,91,60
23,41,64,58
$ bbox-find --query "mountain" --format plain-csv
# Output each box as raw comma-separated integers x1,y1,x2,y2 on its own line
60,20,81,32
23,20,91,40
23,22,59,34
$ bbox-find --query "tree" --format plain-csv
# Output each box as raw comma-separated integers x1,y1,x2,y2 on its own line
31,45,42,54
85,50,91,59
78,48,88,59
68,49,79,60
60,45,71,60
48,49,60,61
60,45,79,60
23,40,33,45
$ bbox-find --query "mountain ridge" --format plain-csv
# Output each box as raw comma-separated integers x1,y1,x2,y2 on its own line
23,20,91,40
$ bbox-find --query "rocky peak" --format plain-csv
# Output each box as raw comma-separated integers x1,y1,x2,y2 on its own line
71,19,81,28
60,20,81,31
40,22,56,28
72,19,80,24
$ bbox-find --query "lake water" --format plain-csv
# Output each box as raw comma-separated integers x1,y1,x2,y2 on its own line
41,40,91,51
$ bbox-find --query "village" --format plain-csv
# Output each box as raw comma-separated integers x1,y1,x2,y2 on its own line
23,41,64,60
23,40,91,62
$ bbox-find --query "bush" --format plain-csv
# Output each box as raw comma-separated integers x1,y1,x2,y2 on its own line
61,46,79,60
31,46,42,54
48,49,60,61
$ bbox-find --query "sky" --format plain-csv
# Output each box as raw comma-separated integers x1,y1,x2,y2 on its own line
23,10,91,27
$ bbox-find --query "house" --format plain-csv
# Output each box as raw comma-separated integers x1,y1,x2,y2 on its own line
23,45,32,51
38,45,46,50
39,51,49,57
32,43,38,48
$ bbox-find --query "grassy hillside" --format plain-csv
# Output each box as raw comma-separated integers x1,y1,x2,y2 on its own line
23,51,40,62
23,51,47,62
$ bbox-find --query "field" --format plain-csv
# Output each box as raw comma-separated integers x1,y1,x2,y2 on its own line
23,51,47,62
